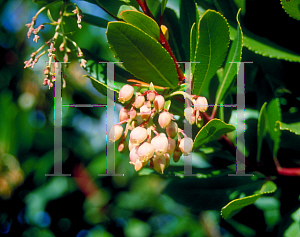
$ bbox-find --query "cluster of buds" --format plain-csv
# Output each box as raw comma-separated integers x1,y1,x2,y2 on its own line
109,83,207,174
72,5,83,29
24,2,86,88
184,96,208,127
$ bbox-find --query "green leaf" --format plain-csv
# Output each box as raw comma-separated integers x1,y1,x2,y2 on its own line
215,9,243,105
266,98,282,156
106,22,178,88
257,102,267,162
276,121,300,135
161,0,168,16
281,0,300,21
221,181,277,219
87,0,138,19
180,0,197,61
85,75,119,97
193,10,230,96
164,100,171,111
190,22,197,64
229,25,300,62
193,119,236,148
163,169,266,213
80,13,109,28
121,10,160,40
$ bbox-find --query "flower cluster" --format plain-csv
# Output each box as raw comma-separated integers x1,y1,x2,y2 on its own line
24,2,86,89
109,83,208,174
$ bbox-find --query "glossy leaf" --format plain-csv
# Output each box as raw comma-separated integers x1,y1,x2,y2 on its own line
266,98,282,156
229,25,300,63
257,102,267,162
221,181,277,219
163,169,265,213
180,0,197,61
85,75,119,97
215,9,243,106
281,0,300,21
193,10,230,96
85,0,138,19
161,0,168,15
276,121,300,135
121,10,160,40
79,13,109,28
193,119,236,148
106,22,178,88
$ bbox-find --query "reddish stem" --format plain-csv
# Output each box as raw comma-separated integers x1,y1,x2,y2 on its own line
136,0,147,14
274,156,300,176
160,32,185,83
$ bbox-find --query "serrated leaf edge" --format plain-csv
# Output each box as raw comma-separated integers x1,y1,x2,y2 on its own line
193,9,230,96
221,181,277,219
193,118,236,148
276,121,300,135
106,21,177,88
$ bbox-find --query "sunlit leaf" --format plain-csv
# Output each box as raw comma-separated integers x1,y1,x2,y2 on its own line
106,22,178,88
281,0,300,21
193,10,230,96
221,181,277,219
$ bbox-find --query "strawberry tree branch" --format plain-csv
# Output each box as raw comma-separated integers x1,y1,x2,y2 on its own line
274,156,300,176
136,0,185,84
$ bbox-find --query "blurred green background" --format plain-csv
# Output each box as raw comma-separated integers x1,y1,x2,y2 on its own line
1,0,300,237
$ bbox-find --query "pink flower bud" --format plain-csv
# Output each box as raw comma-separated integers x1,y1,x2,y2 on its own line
179,137,193,155
140,104,151,121
134,95,145,109
166,138,176,155
118,139,127,153
173,149,182,162
145,100,151,108
109,125,123,143
135,159,144,171
184,107,195,125
195,96,208,112
164,153,170,168
147,91,156,102
151,133,168,156
138,142,155,162
119,108,129,122
158,111,172,128
129,146,139,165
153,154,167,174
118,84,134,103
166,121,178,139
130,127,148,145
153,95,165,111
129,108,137,119
128,140,135,151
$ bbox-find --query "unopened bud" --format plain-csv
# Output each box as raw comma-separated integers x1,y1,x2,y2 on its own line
129,108,137,119
166,121,178,139
145,100,151,108
158,111,172,128
128,140,135,151
164,153,170,168
135,95,145,108
119,108,129,122
135,159,144,171
44,68,49,75
151,133,168,156
140,104,151,120
118,139,127,153
130,127,148,145
166,138,176,155
118,84,134,103
109,125,123,143
153,95,165,111
147,91,156,102
153,154,167,174
195,96,208,112
129,146,139,165
138,142,155,162
179,137,193,155
184,107,195,125
173,149,182,162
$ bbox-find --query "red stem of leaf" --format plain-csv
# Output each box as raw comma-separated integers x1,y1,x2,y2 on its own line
274,156,300,176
